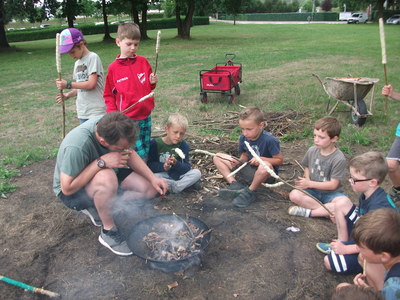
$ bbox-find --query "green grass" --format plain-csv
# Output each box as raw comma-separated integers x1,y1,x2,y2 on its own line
0,22,399,196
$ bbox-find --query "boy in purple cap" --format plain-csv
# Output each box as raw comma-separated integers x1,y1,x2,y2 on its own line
55,28,106,124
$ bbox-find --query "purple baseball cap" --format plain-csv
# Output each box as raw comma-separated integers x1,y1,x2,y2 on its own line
59,28,84,54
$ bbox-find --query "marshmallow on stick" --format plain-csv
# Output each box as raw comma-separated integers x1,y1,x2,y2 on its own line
121,92,154,113
154,30,161,75
379,18,387,65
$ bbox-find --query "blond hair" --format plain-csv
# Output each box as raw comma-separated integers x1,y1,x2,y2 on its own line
352,208,400,257
117,23,141,40
166,113,188,130
239,106,265,124
349,151,388,184
314,116,341,139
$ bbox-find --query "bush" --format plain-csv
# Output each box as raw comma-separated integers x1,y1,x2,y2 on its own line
6,17,209,43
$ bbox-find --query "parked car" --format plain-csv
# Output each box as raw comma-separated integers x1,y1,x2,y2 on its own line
386,14,400,25
40,24,50,28
347,12,368,24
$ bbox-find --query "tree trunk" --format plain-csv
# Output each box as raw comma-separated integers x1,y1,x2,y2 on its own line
140,3,149,40
176,0,195,39
376,0,386,19
101,0,113,41
0,0,10,48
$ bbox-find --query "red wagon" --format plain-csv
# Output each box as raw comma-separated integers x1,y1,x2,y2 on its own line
199,54,242,104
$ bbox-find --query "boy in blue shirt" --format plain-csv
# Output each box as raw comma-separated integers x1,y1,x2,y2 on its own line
147,113,201,193
213,106,283,208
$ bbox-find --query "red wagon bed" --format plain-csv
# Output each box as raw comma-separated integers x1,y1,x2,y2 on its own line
199,54,242,104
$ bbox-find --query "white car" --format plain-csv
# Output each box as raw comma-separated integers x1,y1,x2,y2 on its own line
387,14,400,25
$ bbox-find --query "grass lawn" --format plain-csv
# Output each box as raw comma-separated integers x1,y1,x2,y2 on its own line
0,21,399,196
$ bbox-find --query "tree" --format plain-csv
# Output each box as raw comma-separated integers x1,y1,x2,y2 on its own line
0,0,58,49
60,0,80,28
320,0,332,11
225,0,243,24
175,0,195,39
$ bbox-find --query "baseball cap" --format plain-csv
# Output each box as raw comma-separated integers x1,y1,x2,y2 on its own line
59,28,84,54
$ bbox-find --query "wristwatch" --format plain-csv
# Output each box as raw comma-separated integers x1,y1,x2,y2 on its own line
97,158,106,169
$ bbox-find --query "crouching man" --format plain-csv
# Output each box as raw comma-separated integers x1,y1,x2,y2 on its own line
53,112,168,256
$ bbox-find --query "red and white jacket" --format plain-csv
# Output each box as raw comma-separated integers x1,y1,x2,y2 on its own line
104,55,156,120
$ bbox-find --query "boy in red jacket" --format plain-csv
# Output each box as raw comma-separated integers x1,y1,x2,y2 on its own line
104,23,157,159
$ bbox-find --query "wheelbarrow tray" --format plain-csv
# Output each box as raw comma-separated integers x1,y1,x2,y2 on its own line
200,65,242,92
324,77,379,101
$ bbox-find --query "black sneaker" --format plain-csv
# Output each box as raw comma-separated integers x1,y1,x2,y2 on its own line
98,227,133,256
191,180,202,191
81,207,102,227
219,181,246,200
232,187,256,208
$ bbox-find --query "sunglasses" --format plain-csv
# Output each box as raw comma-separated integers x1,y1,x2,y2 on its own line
348,177,372,185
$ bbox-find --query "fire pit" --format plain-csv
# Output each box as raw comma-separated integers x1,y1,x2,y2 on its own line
127,214,212,273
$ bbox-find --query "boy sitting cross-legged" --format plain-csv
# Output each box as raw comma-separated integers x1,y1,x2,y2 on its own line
316,152,398,276
147,113,201,193
335,208,400,299
213,106,283,208
288,116,348,218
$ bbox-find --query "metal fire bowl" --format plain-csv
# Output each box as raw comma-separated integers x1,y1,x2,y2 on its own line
127,214,211,273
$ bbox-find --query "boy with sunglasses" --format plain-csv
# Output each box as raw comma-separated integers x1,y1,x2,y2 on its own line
316,152,398,275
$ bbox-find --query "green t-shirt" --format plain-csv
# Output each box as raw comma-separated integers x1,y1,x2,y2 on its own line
53,116,110,196
155,137,182,163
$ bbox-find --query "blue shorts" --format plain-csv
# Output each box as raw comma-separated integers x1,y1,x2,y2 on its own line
58,168,133,211
132,115,152,160
327,240,362,275
303,188,347,204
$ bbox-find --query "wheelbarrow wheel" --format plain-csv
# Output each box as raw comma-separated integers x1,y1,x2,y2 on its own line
200,92,207,103
227,95,234,104
234,84,241,95
350,99,367,126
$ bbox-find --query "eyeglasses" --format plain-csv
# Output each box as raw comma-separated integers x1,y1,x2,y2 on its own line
348,177,372,185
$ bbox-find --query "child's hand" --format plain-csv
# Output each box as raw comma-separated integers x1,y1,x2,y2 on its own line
382,84,393,97
294,176,310,189
56,93,67,104
149,73,158,84
168,156,177,166
331,239,347,255
353,273,369,288
248,158,259,166
56,79,67,90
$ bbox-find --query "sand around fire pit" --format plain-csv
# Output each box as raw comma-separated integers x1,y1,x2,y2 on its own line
1,111,386,299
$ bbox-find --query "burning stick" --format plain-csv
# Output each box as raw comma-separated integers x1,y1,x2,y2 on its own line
154,30,161,75
0,275,60,298
56,33,66,138
244,141,333,216
121,92,154,114
379,18,388,114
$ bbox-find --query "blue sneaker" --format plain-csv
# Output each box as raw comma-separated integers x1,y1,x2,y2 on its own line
316,242,332,254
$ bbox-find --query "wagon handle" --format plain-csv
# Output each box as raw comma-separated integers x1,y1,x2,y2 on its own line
225,53,236,65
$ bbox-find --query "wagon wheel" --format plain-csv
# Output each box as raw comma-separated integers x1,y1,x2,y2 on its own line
350,99,367,126
200,92,207,103
227,95,234,104
234,84,241,95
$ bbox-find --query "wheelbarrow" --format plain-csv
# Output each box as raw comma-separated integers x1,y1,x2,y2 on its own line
313,74,379,126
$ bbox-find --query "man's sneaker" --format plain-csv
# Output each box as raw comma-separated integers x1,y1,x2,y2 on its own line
81,207,102,227
233,187,256,208
98,227,133,256
219,181,246,200
389,186,400,203
316,242,332,254
288,206,312,218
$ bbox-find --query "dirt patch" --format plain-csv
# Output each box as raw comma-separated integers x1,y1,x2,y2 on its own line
1,112,372,300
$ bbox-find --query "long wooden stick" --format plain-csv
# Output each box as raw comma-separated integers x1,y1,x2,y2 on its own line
379,18,388,114
120,92,154,114
56,33,66,138
244,141,333,216
0,275,60,298
154,30,161,75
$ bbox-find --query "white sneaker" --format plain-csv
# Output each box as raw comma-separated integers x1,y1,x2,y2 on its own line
288,206,311,217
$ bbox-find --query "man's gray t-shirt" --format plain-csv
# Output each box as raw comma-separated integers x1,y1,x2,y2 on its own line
301,146,347,193
53,116,109,196
74,52,106,119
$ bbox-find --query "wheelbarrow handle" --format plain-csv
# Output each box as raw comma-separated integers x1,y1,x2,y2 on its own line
312,73,324,86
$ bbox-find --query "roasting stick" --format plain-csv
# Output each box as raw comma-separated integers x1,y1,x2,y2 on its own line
363,259,367,276
194,149,242,164
154,30,161,75
0,275,60,298
121,92,154,114
244,141,333,216
379,18,388,114
56,33,66,138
